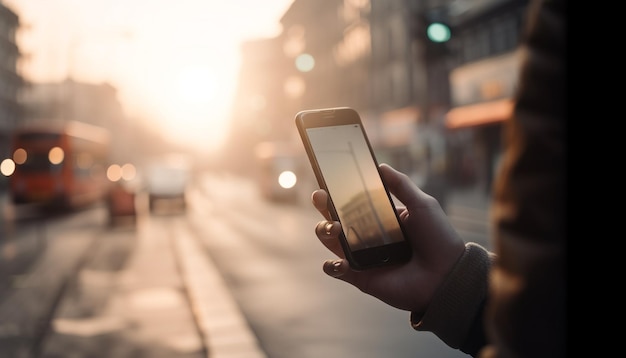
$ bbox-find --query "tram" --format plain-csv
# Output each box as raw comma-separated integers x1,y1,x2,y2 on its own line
9,120,111,209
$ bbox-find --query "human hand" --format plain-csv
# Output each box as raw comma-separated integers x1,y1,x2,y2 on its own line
311,163,465,314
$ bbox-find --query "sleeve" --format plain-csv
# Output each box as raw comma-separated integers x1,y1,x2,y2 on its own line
411,242,494,356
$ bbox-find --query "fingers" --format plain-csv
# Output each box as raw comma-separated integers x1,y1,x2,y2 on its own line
315,220,352,281
322,259,350,278
315,220,345,258
312,189,348,268
311,189,332,221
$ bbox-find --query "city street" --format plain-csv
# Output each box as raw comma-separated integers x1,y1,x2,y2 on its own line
0,0,567,356
0,171,489,358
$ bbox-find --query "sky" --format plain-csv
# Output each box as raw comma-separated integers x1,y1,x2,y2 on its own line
4,0,295,154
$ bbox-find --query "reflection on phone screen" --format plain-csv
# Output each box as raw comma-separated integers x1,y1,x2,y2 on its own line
306,124,405,250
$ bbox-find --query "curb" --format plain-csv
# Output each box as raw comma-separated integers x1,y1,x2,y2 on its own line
173,222,267,358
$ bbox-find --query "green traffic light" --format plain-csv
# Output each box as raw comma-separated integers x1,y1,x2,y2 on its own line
426,22,451,43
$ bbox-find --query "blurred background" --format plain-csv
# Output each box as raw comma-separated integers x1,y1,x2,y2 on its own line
0,0,526,357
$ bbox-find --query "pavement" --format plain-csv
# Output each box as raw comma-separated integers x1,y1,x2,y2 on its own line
42,212,268,358
1,189,267,358
170,221,267,358
0,186,491,358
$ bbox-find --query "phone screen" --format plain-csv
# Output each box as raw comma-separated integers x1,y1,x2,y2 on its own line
306,123,406,251
296,107,411,270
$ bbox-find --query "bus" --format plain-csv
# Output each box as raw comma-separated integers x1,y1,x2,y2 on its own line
9,120,111,210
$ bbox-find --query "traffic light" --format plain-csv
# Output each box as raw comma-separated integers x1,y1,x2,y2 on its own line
421,9,453,59
426,22,451,43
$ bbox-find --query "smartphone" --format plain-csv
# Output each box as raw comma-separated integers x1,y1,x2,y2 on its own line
295,107,411,270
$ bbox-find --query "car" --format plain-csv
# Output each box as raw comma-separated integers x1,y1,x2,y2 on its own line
144,156,191,212
106,162,140,226
107,181,137,225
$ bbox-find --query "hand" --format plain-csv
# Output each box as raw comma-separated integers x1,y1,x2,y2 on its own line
312,163,465,314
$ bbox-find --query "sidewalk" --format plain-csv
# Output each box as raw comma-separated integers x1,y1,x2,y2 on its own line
175,224,267,358
41,217,267,358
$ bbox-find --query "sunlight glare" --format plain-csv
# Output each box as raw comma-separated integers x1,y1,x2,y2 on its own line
176,66,217,105
5,0,296,154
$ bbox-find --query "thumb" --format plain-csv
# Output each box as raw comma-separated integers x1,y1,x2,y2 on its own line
379,163,422,209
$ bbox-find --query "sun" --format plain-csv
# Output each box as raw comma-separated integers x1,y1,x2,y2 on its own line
176,66,218,105
150,65,233,153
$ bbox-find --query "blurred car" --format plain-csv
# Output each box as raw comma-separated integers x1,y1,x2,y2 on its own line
106,163,139,225
144,156,191,212
107,182,137,224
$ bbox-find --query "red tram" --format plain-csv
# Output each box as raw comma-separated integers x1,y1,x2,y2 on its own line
9,120,111,209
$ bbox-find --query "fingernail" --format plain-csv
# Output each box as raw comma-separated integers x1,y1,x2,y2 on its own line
324,259,344,277
324,222,333,235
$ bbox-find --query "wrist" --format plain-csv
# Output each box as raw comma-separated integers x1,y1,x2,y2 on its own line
409,243,492,349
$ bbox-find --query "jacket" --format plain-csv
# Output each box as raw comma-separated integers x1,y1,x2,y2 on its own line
412,0,566,356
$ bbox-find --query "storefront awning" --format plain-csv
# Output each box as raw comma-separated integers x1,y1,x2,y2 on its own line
445,98,513,129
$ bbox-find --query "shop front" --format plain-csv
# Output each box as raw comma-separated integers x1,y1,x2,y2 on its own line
445,50,519,192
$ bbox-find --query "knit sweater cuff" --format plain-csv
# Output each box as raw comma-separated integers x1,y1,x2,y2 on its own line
410,242,492,349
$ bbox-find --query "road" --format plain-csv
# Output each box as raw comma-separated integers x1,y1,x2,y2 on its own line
186,172,470,358
0,205,111,357
0,171,486,357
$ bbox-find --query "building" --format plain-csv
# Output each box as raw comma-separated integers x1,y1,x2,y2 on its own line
443,0,529,192
224,36,293,175
225,0,372,176
226,0,529,197
279,0,370,112
370,0,435,183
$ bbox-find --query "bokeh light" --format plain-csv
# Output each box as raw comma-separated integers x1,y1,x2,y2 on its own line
278,170,297,189
295,53,315,72
12,148,27,164
121,163,136,181
427,22,451,43
76,153,93,169
48,147,65,165
107,164,122,182
1,158,16,176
